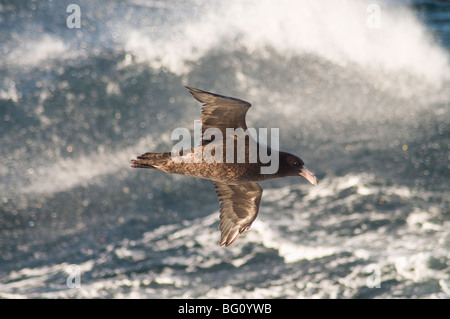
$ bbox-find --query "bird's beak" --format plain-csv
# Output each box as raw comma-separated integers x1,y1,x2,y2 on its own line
299,167,318,186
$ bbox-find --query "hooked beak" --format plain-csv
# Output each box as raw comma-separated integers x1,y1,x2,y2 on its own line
299,167,318,186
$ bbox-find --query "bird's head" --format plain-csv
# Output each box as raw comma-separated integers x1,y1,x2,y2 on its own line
279,152,318,186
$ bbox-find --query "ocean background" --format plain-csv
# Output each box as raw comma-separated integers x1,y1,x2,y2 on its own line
0,0,449,298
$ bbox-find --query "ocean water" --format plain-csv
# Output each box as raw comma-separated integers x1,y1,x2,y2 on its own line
0,0,449,298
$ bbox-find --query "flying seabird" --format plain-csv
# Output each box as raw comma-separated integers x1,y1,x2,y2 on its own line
131,87,318,247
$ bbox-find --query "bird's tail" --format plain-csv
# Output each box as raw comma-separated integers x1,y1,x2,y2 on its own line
130,152,171,169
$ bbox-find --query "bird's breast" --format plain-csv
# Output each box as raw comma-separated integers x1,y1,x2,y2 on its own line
163,160,264,183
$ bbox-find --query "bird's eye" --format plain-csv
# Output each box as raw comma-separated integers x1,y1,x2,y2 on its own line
293,162,299,166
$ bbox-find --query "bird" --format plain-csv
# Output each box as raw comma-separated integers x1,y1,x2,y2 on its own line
131,87,318,247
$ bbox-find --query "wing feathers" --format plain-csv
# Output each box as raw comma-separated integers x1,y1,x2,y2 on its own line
186,88,262,247
214,181,263,247
186,87,252,142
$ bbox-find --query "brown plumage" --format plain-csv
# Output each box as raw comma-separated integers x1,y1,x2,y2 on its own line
131,87,318,247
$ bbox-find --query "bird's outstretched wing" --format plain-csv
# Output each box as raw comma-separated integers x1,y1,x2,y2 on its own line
213,181,263,247
186,87,252,143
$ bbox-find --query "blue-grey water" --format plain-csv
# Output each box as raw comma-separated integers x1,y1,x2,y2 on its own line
0,0,449,298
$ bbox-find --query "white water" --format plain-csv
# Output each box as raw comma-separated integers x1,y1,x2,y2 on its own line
1,0,449,299
125,0,449,82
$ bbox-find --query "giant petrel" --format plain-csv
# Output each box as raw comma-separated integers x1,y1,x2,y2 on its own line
131,87,318,246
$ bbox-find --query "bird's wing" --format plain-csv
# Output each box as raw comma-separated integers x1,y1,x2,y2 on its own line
186,87,252,143
213,181,263,247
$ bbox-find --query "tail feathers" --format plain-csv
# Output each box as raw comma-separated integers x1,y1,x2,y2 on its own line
130,152,171,169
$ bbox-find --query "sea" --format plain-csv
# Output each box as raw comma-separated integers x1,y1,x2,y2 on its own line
0,0,449,298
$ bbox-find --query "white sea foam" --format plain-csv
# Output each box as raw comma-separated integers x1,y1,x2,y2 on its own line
0,84,20,103
2,0,448,300
2,170,448,298
7,35,69,68
249,220,338,263
123,0,449,83
0,260,96,298
304,173,414,202
392,252,448,283
19,135,157,196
